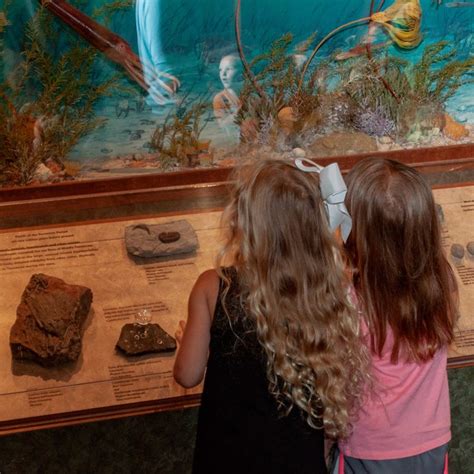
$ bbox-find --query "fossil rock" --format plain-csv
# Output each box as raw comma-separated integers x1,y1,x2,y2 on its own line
125,220,198,258
159,231,180,243
466,241,474,260
450,243,465,262
10,274,93,366
116,323,176,356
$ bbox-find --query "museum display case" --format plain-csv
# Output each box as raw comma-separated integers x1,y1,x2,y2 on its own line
0,0,473,435
0,0,473,191
1,166,473,437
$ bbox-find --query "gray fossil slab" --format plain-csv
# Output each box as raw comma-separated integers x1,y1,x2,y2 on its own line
125,220,198,258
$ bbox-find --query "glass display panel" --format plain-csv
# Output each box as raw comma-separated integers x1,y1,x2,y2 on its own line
0,0,472,187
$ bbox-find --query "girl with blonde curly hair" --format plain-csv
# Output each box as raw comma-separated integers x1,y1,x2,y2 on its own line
173,158,369,474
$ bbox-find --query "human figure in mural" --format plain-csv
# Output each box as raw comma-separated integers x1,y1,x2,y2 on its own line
212,54,242,136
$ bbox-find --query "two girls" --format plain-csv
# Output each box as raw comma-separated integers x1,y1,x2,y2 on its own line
174,157,458,474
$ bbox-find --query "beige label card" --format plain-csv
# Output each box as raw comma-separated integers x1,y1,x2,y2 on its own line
0,211,223,423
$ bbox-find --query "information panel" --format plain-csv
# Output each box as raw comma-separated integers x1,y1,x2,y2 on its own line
0,210,223,430
0,184,472,431
435,186,474,361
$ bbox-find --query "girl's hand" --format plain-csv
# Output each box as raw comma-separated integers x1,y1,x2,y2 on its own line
175,320,186,344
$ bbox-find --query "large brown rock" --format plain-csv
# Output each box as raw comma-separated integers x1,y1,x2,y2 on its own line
10,274,93,366
310,131,377,156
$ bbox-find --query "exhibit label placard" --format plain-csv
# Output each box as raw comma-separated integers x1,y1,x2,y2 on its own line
0,210,223,431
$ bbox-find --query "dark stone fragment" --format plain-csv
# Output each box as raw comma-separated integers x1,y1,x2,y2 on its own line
10,274,93,366
466,241,474,257
159,231,181,243
116,323,176,356
451,243,465,260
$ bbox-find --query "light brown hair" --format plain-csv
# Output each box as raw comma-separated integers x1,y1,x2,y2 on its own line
217,159,369,439
345,158,458,363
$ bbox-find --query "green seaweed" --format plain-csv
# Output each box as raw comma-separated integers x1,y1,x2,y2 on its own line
234,0,472,145
411,41,473,104
340,55,411,124
237,33,321,146
150,101,210,168
237,33,296,122
93,0,134,26
334,41,473,136
0,2,130,186
0,0,11,83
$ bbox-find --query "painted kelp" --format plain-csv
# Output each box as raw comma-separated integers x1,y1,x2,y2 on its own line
0,0,472,186
0,1,129,185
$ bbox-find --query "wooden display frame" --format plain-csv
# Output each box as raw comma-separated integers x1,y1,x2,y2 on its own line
1,143,473,209
0,144,473,436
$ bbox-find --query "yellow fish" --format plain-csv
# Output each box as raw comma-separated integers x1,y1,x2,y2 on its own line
0,12,10,32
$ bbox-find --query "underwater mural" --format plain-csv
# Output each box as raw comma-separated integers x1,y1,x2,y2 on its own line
0,0,472,186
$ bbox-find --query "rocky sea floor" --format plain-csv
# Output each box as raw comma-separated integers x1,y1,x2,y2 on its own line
71,121,473,183
18,81,474,186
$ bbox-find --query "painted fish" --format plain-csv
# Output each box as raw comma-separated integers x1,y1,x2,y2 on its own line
445,1,474,6
335,41,391,61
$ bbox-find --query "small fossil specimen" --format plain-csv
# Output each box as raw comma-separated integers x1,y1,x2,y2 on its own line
159,231,181,243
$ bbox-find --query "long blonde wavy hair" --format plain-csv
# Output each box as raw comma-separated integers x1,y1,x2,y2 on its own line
216,159,369,439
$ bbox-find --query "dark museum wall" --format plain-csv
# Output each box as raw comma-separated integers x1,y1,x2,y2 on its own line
0,367,472,474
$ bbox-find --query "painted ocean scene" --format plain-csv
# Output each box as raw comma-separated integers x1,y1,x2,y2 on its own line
0,0,472,186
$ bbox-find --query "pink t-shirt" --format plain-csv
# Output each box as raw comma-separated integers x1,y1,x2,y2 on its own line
341,328,451,460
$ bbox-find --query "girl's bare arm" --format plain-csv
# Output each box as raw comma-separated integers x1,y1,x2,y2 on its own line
173,269,219,388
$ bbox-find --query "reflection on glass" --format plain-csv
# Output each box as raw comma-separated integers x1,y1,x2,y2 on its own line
135,0,180,108
212,54,242,137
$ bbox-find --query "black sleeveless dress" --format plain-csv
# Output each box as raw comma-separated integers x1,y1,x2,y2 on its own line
193,269,326,474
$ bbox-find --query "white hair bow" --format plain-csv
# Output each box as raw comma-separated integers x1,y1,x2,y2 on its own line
294,158,352,242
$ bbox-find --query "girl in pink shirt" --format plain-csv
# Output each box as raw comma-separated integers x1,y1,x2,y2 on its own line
337,158,458,474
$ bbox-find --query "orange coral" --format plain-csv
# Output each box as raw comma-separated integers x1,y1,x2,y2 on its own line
443,114,469,140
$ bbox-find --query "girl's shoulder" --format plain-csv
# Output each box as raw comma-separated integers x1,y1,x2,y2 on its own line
196,268,220,288
192,269,220,317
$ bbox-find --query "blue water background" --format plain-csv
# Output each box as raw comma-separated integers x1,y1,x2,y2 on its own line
1,0,473,163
